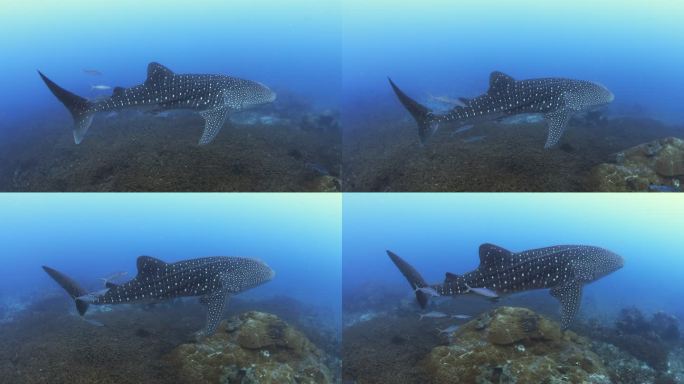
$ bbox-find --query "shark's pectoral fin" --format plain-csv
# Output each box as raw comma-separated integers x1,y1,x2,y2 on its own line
550,280,583,329
202,289,230,336
198,106,230,145
543,107,571,149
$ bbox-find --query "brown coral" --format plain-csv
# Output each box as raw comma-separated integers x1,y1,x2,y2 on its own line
167,311,332,384
590,136,684,191
422,307,610,384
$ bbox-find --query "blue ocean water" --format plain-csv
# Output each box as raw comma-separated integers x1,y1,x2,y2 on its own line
0,0,340,129
0,194,341,323
343,194,684,320
343,0,684,125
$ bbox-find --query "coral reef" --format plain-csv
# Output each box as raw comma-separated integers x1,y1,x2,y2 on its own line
0,91,340,192
590,137,684,191
589,340,656,384
422,306,611,383
168,311,333,384
578,307,681,379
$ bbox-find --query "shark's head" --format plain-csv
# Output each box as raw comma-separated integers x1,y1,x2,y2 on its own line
570,81,614,110
229,257,275,291
586,247,624,281
236,79,277,108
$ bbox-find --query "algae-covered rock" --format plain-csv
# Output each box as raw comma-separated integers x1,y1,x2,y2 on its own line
422,307,610,384
589,137,684,191
168,311,332,384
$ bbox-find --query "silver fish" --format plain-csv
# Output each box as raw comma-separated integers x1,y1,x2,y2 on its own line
419,311,448,320
437,325,460,334
465,283,499,298
415,286,441,297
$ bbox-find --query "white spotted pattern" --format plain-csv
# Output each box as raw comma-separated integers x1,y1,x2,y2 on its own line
402,71,614,148
87,62,276,144
93,255,274,335
435,243,623,329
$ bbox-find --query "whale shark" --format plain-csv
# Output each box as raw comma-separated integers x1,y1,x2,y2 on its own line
387,243,623,329
43,255,275,335
38,62,276,145
389,71,614,148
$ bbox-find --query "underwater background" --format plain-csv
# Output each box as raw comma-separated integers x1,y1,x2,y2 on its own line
0,0,341,192
0,193,341,315
342,193,684,383
343,0,684,123
1,0,340,125
342,0,684,192
0,193,342,383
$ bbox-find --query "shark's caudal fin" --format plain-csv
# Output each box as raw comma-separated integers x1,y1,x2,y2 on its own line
37,71,94,144
387,250,431,308
388,78,438,144
42,266,90,316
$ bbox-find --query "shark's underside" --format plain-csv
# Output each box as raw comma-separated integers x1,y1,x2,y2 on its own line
38,62,276,145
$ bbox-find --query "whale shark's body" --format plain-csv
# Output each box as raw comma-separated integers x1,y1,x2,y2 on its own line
38,62,276,145
388,243,623,329
389,71,614,148
43,255,274,335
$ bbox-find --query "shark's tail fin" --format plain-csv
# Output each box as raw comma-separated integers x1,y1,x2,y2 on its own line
388,78,438,144
37,71,94,144
387,250,431,309
42,266,90,316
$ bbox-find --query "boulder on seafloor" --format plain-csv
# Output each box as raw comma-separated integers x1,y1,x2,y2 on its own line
589,137,684,191
422,307,611,384
167,311,332,384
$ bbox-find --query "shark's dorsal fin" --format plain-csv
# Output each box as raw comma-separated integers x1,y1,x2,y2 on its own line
112,87,125,96
550,280,583,329
146,62,174,85
488,71,515,94
478,243,514,268
136,255,167,276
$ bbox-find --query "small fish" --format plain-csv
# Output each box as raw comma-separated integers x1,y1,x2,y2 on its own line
462,135,486,143
427,93,466,107
465,283,499,298
82,317,105,327
91,85,113,91
98,271,128,287
305,162,330,176
451,125,474,136
415,286,441,297
83,69,103,76
437,325,460,334
648,184,680,192
419,311,448,320
451,314,472,319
